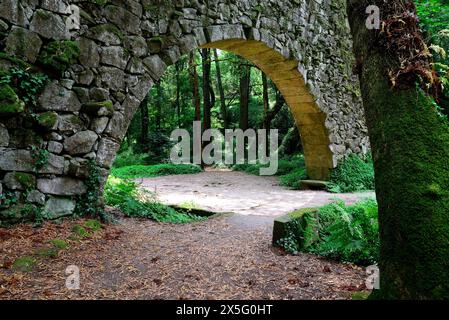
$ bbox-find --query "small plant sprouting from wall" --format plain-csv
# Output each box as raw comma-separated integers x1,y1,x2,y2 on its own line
37,41,80,75
31,145,50,172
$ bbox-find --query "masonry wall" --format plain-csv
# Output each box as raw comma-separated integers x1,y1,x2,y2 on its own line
0,0,369,224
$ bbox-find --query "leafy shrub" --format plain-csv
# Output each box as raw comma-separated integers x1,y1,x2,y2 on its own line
111,163,203,179
327,154,375,193
233,153,307,189
113,149,149,168
104,176,204,224
277,199,379,266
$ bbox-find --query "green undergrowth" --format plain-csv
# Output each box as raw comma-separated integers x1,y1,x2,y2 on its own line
233,153,307,189
277,199,379,266
104,176,204,224
111,163,203,179
327,154,375,193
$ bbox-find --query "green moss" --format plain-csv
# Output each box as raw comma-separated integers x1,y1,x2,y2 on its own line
84,219,101,232
34,247,59,259
36,111,58,129
37,40,80,74
51,239,70,250
81,100,114,115
12,256,37,272
0,52,31,69
14,172,36,190
352,291,371,300
72,225,91,238
0,84,25,114
90,24,124,41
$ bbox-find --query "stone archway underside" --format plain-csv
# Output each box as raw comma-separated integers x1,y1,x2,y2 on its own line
203,39,333,180
0,0,369,222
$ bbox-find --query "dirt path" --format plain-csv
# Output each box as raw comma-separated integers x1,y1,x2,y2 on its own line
0,171,373,300
138,170,375,229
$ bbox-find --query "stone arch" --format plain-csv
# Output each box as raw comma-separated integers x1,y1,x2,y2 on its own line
0,0,369,220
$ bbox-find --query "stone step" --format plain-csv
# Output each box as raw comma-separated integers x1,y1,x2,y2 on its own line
299,180,329,190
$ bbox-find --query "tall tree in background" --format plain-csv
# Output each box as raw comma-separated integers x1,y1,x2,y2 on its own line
175,61,181,128
262,72,269,129
213,49,229,129
189,52,201,122
239,64,251,130
155,80,162,130
201,49,212,131
347,0,449,299
140,93,150,152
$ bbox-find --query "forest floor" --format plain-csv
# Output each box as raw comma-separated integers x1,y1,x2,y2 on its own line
0,171,374,300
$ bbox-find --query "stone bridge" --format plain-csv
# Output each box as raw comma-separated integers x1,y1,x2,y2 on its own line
0,0,369,222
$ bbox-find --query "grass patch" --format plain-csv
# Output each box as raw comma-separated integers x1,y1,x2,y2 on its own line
12,256,37,272
51,239,70,250
72,225,91,238
111,164,203,179
34,247,59,259
277,199,379,266
104,176,204,224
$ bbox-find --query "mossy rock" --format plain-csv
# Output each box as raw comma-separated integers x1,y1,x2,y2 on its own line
12,256,37,272
13,172,36,190
0,52,31,69
36,111,58,129
81,100,114,115
0,204,37,224
0,84,25,115
272,208,318,246
37,40,80,74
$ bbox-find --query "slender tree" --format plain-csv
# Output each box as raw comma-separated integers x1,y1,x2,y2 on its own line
201,48,212,131
347,0,449,299
239,64,251,131
262,72,269,129
189,52,201,122
155,80,162,130
175,61,181,128
140,93,150,152
213,49,229,129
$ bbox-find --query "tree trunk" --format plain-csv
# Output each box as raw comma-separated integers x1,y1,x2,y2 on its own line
175,61,181,128
189,52,201,122
262,72,269,129
239,65,251,131
201,48,212,131
264,90,284,130
213,49,229,129
347,0,449,299
140,93,150,152
155,80,162,131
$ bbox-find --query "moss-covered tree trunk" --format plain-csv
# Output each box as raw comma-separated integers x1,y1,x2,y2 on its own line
347,0,449,299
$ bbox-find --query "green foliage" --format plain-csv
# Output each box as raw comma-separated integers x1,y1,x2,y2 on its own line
51,239,69,250
0,83,24,114
113,149,149,168
72,225,91,238
233,153,308,189
37,40,80,74
84,219,102,232
30,145,49,172
0,67,48,107
104,176,204,223
277,199,379,266
327,154,375,193
74,160,103,219
12,256,37,272
111,163,203,179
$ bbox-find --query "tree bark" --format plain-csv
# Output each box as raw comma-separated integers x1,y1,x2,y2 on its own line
189,52,201,122
213,49,229,129
155,80,162,131
239,65,251,131
175,61,181,128
140,93,150,152
347,0,449,299
201,49,212,131
262,72,269,129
